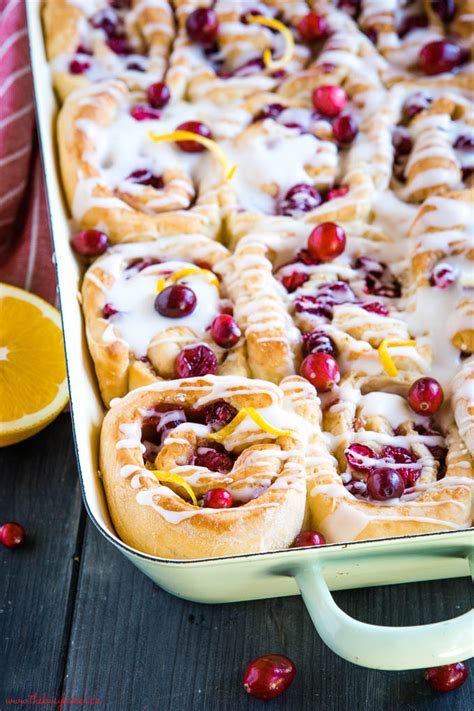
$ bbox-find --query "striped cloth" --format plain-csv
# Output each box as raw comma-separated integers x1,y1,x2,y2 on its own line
0,0,57,305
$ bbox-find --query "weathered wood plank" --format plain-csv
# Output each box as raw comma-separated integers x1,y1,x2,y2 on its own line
63,520,473,711
0,415,85,703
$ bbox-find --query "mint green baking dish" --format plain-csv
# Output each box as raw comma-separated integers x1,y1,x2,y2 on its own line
27,2,473,672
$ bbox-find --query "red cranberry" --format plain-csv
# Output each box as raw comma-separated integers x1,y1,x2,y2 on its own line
175,121,212,152
186,7,219,46
425,663,468,693
367,468,405,500
155,285,197,318
126,169,164,189
106,36,131,55
326,185,349,200
430,263,456,288
130,104,162,121
454,135,474,149
211,314,241,348
297,12,329,41
293,531,325,547
345,443,377,475
126,61,145,72
281,271,310,293
195,444,234,473
147,81,170,108
0,522,25,549
69,59,90,74
90,8,120,35
312,85,347,117
300,352,340,391
103,303,118,318
76,44,91,55
382,445,421,487
408,377,444,415
295,296,332,320
392,127,413,157
403,92,433,120
333,114,358,145
127,257,160,272
302,330,337,357
355,256,385,278
175,344,218,377
430,0,456,23
243,655,296,700
203,488,233,508
419,40,464,75
280,183,322,217
337,0,361,16
308,222,346,262
256,103,286,121
362,301,389,316
71,229,109,257
345,480,368,496
203,400,237,431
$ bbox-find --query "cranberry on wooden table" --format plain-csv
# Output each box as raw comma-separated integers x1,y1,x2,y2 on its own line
71,229,109,257
0,522,25,549
425,662,468,693
243,654,296,700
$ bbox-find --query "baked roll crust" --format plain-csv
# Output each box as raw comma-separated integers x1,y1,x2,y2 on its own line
43,0,175,101
81,236,252,406
309,374,474,542
100,374,320,558
57,80,238,242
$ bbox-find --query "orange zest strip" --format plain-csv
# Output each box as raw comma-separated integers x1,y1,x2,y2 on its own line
148,130,237,180
246,15,295,70
209,407,293,443
168,267,219,289
151,470,198,506
378,339,417,377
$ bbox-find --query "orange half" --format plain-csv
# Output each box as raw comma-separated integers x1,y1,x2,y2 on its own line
0,283,69,446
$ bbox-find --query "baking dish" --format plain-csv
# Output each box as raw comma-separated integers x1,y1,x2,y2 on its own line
26,1,473,671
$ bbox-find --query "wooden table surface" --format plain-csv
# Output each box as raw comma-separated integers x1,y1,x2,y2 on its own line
1,415,472,711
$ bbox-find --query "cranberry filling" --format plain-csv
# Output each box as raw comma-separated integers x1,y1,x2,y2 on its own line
175,121,212,152
130,104,162,121
419,40,464,76
345,443,422,488
194,442,234,473
297,12,329,41
392,127,413,157
402,92,433,121
398,13,428,38
106,36,132,55
367,468,404,500
302,331,337,357
279,183,322,217
103,303,118,318
430,0,456,23
362,301,389,316
354,257,401,298
454,134,474,150
280,271,310,293
125,169,164,189
337,0,361,18
255,103,286,121
69,59,90,74
175,344,218,377
126,257,160,272
186,7,219,47
90,8,122,36
295,281,358,319
201,400,237,431
141,408,187,462
430,263,456,288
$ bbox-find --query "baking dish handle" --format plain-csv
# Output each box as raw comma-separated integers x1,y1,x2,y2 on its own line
296,558,474,670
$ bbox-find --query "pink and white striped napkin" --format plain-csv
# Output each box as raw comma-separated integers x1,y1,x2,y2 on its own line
0,0,57,305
